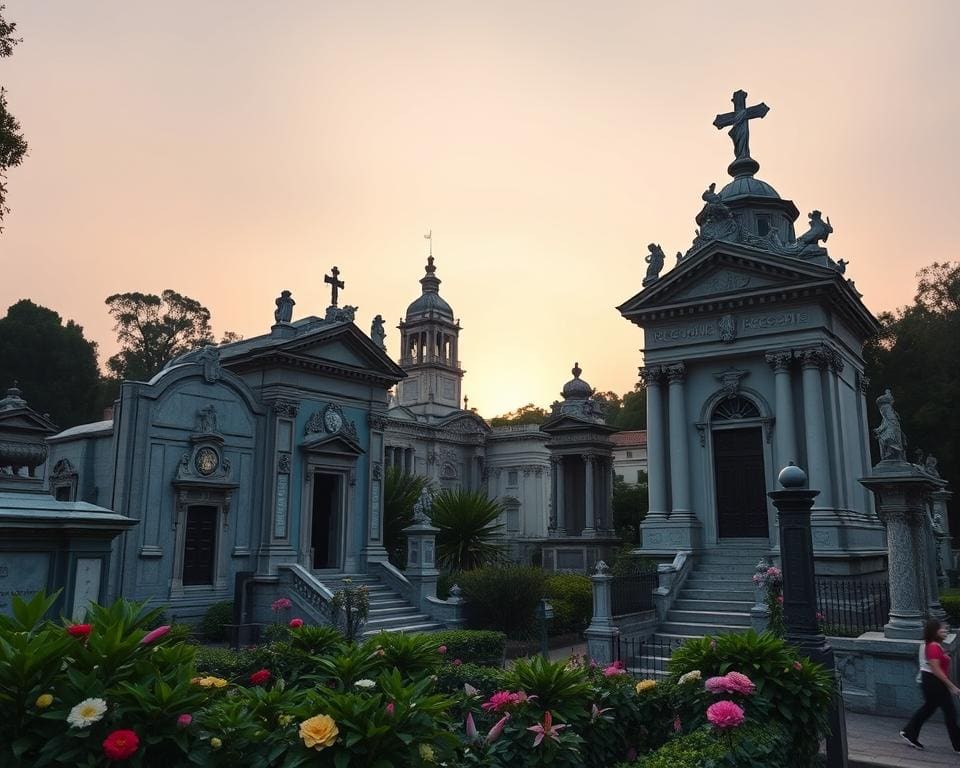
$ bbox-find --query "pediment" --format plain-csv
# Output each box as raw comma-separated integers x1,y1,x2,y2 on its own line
0,408,59,435
301,431,365,456
541,413,616,435
618,243,838,317
280,325,406,379
385,405,421,423
437,412,491,434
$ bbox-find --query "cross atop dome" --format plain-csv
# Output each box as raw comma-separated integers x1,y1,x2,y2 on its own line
713,89,769,178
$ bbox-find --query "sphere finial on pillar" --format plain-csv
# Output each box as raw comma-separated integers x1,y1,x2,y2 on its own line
778,462,807,489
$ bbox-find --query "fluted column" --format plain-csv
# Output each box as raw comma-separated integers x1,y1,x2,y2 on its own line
765,350,798,467
555,457,566,536
799,348,833,509
666,363,692,519
583,454,596,537
548,457,559,535
640,366,668,520
606,457,614,533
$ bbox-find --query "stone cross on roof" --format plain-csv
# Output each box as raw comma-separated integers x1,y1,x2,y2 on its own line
713,89,769,176
324,266,344,307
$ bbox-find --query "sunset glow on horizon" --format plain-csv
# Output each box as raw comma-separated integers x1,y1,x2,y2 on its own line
2,1,958,417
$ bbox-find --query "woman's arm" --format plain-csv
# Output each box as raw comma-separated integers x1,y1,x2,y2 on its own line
928,657,960,694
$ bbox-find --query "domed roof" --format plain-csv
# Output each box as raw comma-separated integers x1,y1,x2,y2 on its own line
561,363,594,400
405,257,455,322
719,175,780,201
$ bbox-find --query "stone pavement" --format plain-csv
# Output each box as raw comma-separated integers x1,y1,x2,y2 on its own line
845,709,958,767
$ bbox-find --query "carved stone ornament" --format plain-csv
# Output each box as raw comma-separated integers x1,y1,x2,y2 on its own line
718,314,736,343
594,560,610,575
797,347,831,370
713,367,748,399
370,314,386,351
856,372,871,394
50,457,78,480
278,453,291,474
643,243,666,286
325,304,358,323
426,450,438,465
272,399,299,418
196,404,220,435
372,461,383,480
765,350,794,372
638,365,665,386
412,488,432,522
368,414,387,431
274,290,295,324
664,362,686,384
924,455,941,479
195,345,221,384
873,388,907,462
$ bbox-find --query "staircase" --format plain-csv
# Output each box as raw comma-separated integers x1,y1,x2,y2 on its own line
312,572,445,637
626,543,765,677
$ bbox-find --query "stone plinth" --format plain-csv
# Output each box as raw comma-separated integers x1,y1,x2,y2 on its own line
860,462,946,639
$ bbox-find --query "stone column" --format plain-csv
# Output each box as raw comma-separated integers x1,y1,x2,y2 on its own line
584,560,619,666
769,464,848,768
555,457,566,536
860,466,943,639
583,454,596,537
923,506,946,620
932,489,954,585
765,350,798,467
799,348,833,509
640,366,668,520
606,458,615,533
665,363,692,520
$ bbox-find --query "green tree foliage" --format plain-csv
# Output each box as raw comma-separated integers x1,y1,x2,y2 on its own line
612,473,648,542
863,262,960,506
488,403,549,426
428,489,506,571
382,467,430,567
604,388,647,430
0,5,26,229
0,300,101,428
104,289,214,381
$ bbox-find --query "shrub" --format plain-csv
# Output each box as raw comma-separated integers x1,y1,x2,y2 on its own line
459,565,548,639
941,588,960,625
545,572,592,636
434,662,504,696
198,600,234,642
500,656,593,719
364,631,444,679
429,488,507,570
424,629,506,665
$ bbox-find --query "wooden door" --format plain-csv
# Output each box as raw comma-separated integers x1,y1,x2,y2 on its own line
713,427,768,539
183,505,217,585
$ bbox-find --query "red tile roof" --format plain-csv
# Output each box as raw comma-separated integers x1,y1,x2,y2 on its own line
610,430,647,448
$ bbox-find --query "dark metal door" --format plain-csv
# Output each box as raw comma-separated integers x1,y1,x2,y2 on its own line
713,427,768,538
183,505,217,585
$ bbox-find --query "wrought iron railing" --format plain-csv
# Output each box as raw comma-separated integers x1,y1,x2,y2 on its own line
815,577,890,637
611,570,658,616
616,635,683,678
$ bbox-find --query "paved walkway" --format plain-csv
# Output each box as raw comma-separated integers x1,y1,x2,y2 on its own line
846,710,958,767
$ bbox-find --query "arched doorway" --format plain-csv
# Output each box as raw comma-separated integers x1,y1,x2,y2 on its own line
711,396,769,539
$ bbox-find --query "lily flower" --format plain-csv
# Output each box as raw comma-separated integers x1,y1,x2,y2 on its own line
485,713,510,745
590,703,612,723
465,712,479,743
527,710,566,747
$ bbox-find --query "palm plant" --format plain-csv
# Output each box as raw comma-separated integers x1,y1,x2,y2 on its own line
383,466,430,566
428,489,506,571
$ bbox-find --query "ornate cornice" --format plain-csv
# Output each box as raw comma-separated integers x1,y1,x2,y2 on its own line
271,399,300,418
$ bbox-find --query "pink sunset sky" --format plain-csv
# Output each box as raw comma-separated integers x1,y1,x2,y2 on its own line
1,1,958,417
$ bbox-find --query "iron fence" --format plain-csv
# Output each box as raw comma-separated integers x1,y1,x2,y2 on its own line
815,577,890,637
615,635,684,679
611,570,657,616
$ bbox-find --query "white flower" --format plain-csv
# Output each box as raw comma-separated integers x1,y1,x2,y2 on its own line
67,697,108,728
679,670,702,685
354,679,376,689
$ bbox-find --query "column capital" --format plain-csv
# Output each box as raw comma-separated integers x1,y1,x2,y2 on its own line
583,454,595,466
664,362,686,384
826,348,845,373
856,371,871,394
638,365,665,386
797,346,831,370
549,455,561,467
764,350,794,372
271,398,300,418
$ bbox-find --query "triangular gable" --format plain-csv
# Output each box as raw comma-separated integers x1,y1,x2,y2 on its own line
385,405,420,423
301,431,365,456
437,412,491,434
0,408,59,435
541,413,617,435
280,324,406,380
618,241,839,316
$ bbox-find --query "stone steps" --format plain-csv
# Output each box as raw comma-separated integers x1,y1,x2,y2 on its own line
673,598,755,613
313,572,445,636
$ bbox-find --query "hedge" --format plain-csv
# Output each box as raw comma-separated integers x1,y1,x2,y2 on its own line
941,589,960,626
545,572,592,635
424,629,506,665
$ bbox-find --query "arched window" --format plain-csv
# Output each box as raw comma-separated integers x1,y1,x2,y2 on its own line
713,395,760,422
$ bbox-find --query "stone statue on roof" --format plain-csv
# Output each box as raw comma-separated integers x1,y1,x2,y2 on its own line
274,290,295,324
874,388,907,462
643,244,666,286
371,314,386,351
795,211,833,251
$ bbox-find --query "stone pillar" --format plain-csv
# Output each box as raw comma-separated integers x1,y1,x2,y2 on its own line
860,465,944,639
665,363,692,520
799,348,833,509
932,489,954,586
640,366,668,520
403,515,440,608
769,464,848,768
606,458,615,533
584,560,619,666
583,454,596,537
765,350,798,466
555,457,566,536
924,506,947,621
363,413,390,565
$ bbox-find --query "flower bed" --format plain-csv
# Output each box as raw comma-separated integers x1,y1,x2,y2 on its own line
0,593,833,767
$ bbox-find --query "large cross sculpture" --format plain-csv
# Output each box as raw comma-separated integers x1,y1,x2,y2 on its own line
713,89,769,164
324,266,344,307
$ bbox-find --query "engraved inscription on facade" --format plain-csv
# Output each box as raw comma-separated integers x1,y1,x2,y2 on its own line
653,322,716,343
740,311,809,331
274,474,290,538
0,552,50,615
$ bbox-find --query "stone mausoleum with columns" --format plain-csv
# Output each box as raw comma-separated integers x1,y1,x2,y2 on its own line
619,90,884,576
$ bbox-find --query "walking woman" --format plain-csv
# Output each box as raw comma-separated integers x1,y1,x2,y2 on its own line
901,619,960,751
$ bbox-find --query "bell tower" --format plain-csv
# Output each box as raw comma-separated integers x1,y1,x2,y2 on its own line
397,253,464,417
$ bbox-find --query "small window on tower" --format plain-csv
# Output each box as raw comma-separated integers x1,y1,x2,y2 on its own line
507,470,518,486
756,214,771,236
626,451,633,458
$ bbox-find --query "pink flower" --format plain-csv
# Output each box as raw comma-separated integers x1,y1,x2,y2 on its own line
723,671,756,696
705,676,731,694
591,703,612,723
141,625,170,645
177,714,193,728
250,668,271,686
766,567,781,579
452,658,463,667
385,702,395,716
466,712,479,742
674,715,682,732
482,691,520,712
289,618,304,628
527,710,566,747
486,713,510,744
67,624,91,638
437,645,447,654
271,598,292,613
776,595,784,605
707,700,745,730
816,611,825,622
603,660,627,677
793,661,803,671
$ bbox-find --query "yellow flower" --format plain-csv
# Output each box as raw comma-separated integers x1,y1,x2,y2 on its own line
35,693,54,709
210,737,222,749
300,714,339,751
635,679,657,694
193,676,229,689
419,744,436,762
278,714,294,727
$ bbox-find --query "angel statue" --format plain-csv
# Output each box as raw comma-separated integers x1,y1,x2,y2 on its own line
874,388,906,462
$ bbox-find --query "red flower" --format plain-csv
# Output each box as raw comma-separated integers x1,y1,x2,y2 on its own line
102,729,139,761
141,625,170,645
250,668,271,686
289,618,304,628
437,645,447,655
67,624,92,638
